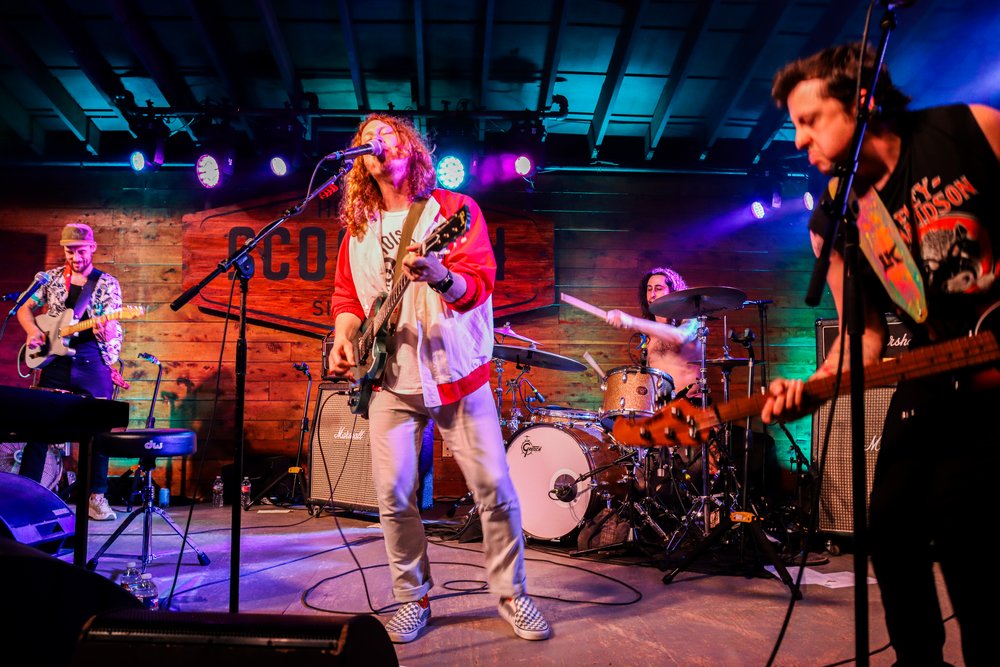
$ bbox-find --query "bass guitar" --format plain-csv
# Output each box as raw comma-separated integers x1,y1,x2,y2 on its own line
612,302,1000,448
347,206,471,416
24,305,147,370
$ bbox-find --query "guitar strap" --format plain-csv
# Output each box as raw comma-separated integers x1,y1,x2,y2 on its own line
71,268,103,320
388,198,428,332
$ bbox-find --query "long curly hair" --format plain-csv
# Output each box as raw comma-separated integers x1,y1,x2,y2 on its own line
771,41,910,121
639,266,688,322
338,114,437,238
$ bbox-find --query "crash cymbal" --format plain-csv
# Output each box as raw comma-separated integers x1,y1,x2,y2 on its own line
687,357,764,370
494,323,538,345
648,286,747,320
492,344,586,372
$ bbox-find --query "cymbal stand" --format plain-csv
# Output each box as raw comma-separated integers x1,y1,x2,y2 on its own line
661,328,800,598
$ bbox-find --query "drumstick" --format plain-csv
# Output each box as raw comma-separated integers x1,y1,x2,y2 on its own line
560,292,607,320
582,351,606,380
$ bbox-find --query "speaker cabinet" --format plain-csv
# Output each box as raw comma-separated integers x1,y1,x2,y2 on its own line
0,539,142,665
811,315,910,535
308,384,432,513
74,609,398,666
0,471,75,548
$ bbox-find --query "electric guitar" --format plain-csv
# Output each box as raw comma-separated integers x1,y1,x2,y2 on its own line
612,302,1000,448
24,305,147,370
347,205,471,417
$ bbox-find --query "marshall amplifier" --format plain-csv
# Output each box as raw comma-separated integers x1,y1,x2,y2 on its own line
307,384,432,513
811,315,911,535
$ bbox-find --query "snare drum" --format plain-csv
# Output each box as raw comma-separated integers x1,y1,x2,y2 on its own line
529,405,600,426
600,366,674,419
506,423,630,540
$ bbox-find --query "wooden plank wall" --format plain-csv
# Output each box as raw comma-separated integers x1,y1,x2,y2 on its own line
0,169,834,501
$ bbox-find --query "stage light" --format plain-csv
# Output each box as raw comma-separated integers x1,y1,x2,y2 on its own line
128,117,167,173
751,201,766,219
803,191,815,211
269,156,289,177
195,151,233,189
514,155,533,177
436,155,466,190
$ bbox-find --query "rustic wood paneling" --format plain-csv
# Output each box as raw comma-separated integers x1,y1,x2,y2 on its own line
0,169,833,501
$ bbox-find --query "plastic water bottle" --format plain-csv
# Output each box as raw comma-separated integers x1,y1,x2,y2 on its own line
134,572,159,610
118,561,141,592
212,476,224,508
240,476,252,511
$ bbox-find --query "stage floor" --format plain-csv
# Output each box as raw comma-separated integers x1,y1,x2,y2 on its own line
59,499,963,666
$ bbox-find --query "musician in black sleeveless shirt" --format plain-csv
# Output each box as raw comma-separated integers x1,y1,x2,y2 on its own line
16,222,129,521
763,43,1000,665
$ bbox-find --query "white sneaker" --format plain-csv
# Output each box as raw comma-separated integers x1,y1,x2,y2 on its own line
498,595,551,640
88,494,117,521
384,600,430,643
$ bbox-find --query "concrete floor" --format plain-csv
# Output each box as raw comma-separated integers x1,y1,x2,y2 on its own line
29,497,964,667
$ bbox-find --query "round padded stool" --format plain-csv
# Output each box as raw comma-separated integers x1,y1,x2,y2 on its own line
87,429,209,571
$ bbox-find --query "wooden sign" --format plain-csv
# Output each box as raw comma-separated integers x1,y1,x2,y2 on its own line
181,193,554,334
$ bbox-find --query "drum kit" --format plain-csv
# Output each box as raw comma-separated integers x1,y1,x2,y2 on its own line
490,285,766,556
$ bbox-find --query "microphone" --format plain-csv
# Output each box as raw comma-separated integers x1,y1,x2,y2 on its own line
7,272,50,318
551,483,577,503
324,137,385,161
523,378,545,404
638,333,649,349
138,352,161,365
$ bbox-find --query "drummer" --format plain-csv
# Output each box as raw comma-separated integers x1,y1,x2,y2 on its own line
605,266,702,397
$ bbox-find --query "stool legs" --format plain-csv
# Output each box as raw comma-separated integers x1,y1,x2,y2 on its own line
87,465,210,570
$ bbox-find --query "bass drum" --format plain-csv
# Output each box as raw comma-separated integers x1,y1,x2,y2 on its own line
506,423,630,541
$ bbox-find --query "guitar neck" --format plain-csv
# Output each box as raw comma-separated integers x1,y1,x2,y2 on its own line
60,312,123,336
714,330,1000,428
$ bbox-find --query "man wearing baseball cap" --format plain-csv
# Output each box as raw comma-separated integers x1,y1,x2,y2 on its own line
17,221,129,521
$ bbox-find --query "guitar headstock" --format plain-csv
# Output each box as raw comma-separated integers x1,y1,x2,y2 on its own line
611,400,712,448
423,205,471,255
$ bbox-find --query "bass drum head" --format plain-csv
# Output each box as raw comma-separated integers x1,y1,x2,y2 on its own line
506,424,604,541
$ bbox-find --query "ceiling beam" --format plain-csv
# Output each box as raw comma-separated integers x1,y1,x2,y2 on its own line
698,2,789,158
255,0,304,109
537,0,570,113
476,0,496,140
0,83,46,154
336,0,369,111
38,0,137,125
186,0,248,108
644,0,716,160
0,20,101,154
744,3,862,162
587,0,649,159
413,0,429,111
108,0,199,141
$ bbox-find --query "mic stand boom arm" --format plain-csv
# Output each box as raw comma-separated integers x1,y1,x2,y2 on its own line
167,158,353,613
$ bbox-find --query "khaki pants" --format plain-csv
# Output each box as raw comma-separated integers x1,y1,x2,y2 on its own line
368,383,527,602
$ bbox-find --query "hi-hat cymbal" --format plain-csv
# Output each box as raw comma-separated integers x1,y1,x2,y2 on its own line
493,344,586,372
494,323,538,345
688,357,764,370
649,286,747,320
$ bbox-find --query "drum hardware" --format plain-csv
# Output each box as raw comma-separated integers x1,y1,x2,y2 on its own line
495,322,538,346
659,317,800,597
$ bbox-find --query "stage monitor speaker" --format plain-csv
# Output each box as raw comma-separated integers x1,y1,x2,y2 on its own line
308,384,432,513
811,315,910,535
0,538,142,665
0,471,75,548
74,609,398,666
